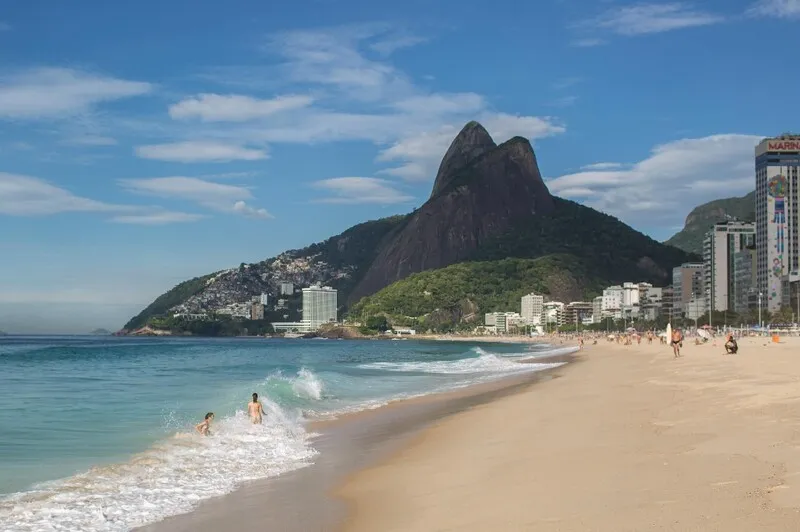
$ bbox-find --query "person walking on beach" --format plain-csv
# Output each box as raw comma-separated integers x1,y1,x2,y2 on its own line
195,412,214,436
671,328,683,358
248,393,266,424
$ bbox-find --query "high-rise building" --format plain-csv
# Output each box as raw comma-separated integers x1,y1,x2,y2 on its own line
543,301,565,326
520,293,544,325
661,286,674,321
733,248,757,314
302,285,337,330
602,285,623,318
592,296,603,323
756,134,800,311
564,302,593,325
703,221,756,312
672,263,703,316
260,293,269,306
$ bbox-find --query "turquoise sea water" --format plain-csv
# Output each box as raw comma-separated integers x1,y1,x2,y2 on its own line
0,335,573,531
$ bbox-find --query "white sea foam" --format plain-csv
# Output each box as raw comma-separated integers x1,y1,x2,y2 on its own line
292,368,324,400
0,401,317,532
358,346,573,375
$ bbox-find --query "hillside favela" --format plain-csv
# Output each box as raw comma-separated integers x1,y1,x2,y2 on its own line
2,2,800,532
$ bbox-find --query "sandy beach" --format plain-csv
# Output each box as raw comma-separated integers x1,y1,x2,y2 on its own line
337,335,800,531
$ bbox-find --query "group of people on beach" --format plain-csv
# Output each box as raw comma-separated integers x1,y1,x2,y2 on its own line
194,392,268,436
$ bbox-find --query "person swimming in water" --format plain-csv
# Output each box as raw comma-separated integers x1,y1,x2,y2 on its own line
195,412,214,436
248,393,266,424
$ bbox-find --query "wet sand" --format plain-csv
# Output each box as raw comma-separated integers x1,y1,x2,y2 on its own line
338,335,800,531
137,350,577,532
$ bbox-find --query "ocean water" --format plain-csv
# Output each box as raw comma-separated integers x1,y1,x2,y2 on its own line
0,336,573,531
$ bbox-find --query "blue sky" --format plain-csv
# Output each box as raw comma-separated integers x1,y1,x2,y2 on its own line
1,0,798,333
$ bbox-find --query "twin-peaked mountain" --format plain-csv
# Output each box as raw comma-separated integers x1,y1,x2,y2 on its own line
124,122,692,331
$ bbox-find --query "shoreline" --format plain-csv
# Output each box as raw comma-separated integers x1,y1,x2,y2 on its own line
137,347,579,532
337,335,800,531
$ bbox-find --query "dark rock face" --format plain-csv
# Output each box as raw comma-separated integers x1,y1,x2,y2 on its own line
430,121,496,198
349,128,555,303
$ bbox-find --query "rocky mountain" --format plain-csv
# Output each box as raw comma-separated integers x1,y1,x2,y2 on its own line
349,124,555,302
665,191,755,254
124,121,693,331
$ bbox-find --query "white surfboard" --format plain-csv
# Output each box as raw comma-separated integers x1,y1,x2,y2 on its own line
666,323,672,345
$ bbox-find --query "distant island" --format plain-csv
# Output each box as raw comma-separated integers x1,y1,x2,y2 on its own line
89,329,111,336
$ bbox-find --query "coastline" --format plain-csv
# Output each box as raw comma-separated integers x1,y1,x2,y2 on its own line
136,347,578,532
337,335,800,531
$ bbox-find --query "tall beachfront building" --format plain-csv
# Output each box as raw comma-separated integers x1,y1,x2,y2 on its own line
302,285,338,330
756,135,800,311
520,293,544,325
703,221,755,313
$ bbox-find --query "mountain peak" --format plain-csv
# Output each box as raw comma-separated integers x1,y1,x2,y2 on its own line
430,121,496,198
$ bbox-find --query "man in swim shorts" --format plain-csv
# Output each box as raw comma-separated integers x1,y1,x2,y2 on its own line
248,393,266,424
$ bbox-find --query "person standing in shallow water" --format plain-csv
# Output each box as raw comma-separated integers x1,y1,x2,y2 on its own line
248,393,266,424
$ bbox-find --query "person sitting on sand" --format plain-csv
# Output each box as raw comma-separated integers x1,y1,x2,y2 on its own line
725,334,738,355
671,328,683,358
195,412,214,436
248,393,267,424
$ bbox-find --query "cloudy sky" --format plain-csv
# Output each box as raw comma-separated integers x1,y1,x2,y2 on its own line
1,0,797,332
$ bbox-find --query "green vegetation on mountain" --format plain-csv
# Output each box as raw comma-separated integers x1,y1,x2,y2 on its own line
473,197,694,280
350,256,604,332
124,274,215,330
665,191,755,254
147,315,274,336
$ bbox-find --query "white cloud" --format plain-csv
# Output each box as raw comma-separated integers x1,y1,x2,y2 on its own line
748,0,800,17
378,114,565,181
152,25,565,186
267,25,414,101
0,67,151,119
169,93,314,122
111,211,205,225
120,176,271,218
233,200,272,219
0,172,124,215
580,162,624,171
369,33,427,55
135,141,268,162
391,93,485,115
580,3,724,36
547,134,762,229
312,177,413,204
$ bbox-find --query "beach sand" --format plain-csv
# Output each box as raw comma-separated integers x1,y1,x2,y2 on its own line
337,335,800,531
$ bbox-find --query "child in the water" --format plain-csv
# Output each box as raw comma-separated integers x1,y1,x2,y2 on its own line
195,412,214,436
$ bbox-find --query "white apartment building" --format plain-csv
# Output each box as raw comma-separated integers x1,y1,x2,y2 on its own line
485,312,524,334
260,293,269,306
602,286,623,318
520,293,544,325
622,282,640,307
703,221,756,312
756,135,800,312
302,285,338,330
